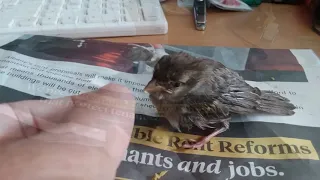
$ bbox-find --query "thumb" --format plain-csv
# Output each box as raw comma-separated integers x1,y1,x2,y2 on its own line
73,83,136,177
87,83,136,161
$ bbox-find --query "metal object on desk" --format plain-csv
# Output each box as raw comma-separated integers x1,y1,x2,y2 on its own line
193,0,207,31
306,0,320,36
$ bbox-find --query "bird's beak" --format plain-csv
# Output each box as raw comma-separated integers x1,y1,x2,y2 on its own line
144,79,162,93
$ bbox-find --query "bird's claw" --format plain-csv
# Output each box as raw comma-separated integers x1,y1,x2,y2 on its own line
182,139,205,149
187,139,197,143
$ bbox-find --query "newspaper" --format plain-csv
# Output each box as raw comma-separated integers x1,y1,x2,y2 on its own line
0,35,320,180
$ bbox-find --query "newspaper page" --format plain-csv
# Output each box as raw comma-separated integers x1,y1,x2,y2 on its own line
0,35,320,180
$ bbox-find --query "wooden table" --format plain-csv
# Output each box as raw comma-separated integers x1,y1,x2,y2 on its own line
98,1,320,56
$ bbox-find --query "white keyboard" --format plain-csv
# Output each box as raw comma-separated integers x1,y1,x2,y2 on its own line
0,0,168,38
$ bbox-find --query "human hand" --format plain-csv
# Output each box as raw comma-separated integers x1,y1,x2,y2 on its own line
0,83,135,180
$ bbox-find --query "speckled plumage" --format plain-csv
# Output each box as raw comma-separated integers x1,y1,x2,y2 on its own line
144,52,296,149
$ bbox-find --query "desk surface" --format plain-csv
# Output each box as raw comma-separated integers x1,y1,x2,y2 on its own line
98,2,320,56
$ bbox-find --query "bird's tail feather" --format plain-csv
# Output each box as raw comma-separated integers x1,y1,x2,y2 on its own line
256,91,296,115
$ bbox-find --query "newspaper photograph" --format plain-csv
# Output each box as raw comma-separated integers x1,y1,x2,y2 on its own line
0,35,319,180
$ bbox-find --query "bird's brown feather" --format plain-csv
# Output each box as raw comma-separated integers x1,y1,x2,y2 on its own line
145,52,296,132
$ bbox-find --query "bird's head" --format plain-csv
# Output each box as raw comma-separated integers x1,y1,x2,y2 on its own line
144,52,204,101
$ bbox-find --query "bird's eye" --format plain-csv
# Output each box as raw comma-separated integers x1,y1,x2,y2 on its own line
173,82,181,87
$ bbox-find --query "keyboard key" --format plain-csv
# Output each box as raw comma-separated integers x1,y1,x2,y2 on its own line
0,18,14,28
45,9,61,15
60,15,77,24
106,0,118,4
18,1,42,6
39,16,58,25
86,8,101,15
45,11,61,18
47,6,63,12
61,8,79,16
2,0,15,6
88,0,101,6
110,6,120,14
85,15,103,23
65,4,81,9
15,9,37,17
142,7,159,21
110,3,120,10
49,0,64,6
123,5,140,22
1,5,14,12
68,0,81,3
33,5,43,16
102,14,119,23
16,17,37,27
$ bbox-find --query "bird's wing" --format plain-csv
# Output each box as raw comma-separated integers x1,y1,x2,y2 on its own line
212,67,295,115
179,94,231,130
212,67,261,114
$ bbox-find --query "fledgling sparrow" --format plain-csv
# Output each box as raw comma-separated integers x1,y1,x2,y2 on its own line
144,52,296,149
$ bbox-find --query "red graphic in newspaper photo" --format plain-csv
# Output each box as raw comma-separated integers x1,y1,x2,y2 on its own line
0,35,166,73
